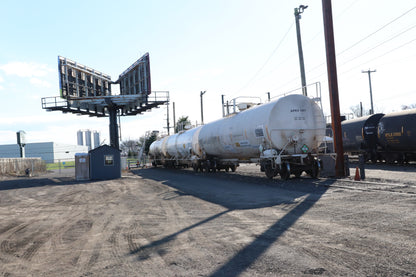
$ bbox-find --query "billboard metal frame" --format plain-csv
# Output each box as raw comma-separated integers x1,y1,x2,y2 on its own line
117,52,151,96
58,56,112,99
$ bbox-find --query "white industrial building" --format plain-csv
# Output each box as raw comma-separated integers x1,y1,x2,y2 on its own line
0,142,89,163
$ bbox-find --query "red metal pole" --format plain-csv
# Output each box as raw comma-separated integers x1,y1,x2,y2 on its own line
322,0,345,177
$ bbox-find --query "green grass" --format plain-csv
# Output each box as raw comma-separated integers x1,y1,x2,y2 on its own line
46,161,75,170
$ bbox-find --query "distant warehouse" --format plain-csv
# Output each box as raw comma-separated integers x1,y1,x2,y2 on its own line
0,142,88,163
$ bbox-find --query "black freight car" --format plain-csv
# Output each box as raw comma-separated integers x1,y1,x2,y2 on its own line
377,109,416,163
341,113,384,162
341,109,416,163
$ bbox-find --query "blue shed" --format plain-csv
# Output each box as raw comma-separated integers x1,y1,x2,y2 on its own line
89,145,121,180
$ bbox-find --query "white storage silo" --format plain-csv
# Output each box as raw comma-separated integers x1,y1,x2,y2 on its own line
85,130,92,150
77,130,84,146
93,131,100,149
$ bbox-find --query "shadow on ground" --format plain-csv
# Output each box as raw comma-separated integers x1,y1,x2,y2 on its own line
131,167,334,276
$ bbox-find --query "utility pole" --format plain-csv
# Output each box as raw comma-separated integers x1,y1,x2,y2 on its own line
294,5,308,96
362,69,376,115
200,91,206,125
166,102,170,135
221,95,225,117
322,0,345,177
173,102,176,133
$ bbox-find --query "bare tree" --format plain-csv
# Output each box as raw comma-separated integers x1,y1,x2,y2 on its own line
401,104,416,110
120,139,140,157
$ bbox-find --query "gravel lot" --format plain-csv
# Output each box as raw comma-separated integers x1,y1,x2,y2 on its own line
0,164,415,276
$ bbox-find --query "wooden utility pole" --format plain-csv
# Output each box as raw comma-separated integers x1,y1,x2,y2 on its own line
362,69,376,115
322,0,345,177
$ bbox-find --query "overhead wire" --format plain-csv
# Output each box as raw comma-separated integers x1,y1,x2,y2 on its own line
233,21,294,95
337,5,416,57
338,23,416,68
252,0,362,94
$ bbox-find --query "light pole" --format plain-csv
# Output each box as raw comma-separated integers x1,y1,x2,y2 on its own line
295,5,308,96
362,69,376,115
200,91,206,125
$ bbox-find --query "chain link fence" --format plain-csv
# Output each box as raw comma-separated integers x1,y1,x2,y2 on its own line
0,158,46,176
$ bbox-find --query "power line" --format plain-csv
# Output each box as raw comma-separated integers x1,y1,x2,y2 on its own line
340,36,416,76
277,11,416,92
337,5,416,56
234,22,294,95
338,23,416,68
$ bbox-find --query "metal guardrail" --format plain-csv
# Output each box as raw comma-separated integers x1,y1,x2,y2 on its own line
41,96,69,110
41,91,170,117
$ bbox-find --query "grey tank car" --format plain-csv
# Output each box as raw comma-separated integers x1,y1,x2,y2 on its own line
149,94,326,179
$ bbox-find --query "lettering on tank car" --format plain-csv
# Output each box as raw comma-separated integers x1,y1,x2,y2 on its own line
364,126,376,135
290,108,306,112
385,132,402,137
235,140,250,147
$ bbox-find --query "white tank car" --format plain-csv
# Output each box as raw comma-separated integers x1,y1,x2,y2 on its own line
197,94,325,159
149,94,326,179
176,126,202,159
149,138,162,158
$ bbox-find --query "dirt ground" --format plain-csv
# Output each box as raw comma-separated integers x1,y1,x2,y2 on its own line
0,164,415,276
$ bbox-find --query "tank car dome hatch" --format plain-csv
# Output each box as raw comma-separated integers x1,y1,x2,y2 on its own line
237,102,257,111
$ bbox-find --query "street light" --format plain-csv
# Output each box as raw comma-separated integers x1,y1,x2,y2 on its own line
200,91,206,125
295,5,308,96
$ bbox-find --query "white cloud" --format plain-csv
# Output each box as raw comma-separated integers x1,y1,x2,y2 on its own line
0,61,53,78
0,75,4,82
0,85,3,91
30,77,52,88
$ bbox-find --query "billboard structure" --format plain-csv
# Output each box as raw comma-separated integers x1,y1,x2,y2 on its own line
117,52,151,96
58,56,112,98
42,53,169,150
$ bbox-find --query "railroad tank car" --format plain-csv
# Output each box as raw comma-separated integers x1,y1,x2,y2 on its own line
377,109,416,163
149,94,326,179
341,113,384,162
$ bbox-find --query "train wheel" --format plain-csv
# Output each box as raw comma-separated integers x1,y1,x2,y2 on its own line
279,163,291,180
203,161,211,172
193,164,199,172
265,165,274,179
225,166,229,172
310,161,320,179
280,169,290,180
230,165,236,172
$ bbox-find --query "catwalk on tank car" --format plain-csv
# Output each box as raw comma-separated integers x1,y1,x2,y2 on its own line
149,94,326,179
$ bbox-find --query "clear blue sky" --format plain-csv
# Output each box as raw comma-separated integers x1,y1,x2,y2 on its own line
1,0,415,145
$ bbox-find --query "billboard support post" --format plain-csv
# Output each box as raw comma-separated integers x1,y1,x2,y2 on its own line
108,107,119,150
